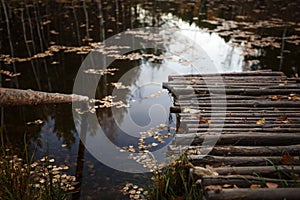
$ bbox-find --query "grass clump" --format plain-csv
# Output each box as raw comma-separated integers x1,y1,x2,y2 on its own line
148,156,202,200
0,148,76,200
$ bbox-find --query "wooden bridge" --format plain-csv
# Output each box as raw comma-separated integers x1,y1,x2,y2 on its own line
163,70,300,200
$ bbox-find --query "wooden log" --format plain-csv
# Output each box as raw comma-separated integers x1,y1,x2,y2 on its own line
214,166,300,176
166,84,300,90
205,188,300,200
175,133,300,146
186,124,300,129
176,94,278,100
186,145,300,156
175,101,300,107
169,71,282,77
181,119,300,124
163,81,296,87
170,88,300,95
187,127,300,133
168,71,284,78
189,155,300,166
201,175,300,188
179,112,300,117
168,76,287,83
170,106,300,113
181,117,300,123
0,87,89,106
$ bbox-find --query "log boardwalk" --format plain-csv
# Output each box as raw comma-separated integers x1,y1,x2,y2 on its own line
163,71,300,200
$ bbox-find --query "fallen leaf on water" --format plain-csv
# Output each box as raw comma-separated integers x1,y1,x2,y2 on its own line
256,118,266,125
266,182,278,188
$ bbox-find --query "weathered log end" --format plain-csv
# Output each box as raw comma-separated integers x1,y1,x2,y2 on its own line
0,87,89,106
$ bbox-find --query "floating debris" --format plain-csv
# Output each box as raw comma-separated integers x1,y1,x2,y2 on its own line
0,69,21,77
146,90,166,99
26,119,44,125
83,68,119,76
111,82,130,89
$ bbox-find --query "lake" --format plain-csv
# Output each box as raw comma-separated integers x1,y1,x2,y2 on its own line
0,0,299,199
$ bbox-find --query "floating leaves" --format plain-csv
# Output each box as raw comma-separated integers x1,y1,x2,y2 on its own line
30,156,77,191
146,90,166,99
26,119,44,125
121,183,148,200
0,69,21,77
92,95,129,109
111,82,130,89
84,68,119,76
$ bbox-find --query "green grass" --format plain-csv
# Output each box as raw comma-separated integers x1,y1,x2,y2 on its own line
0,149,70,200
0,129,73,200
148,156,202,200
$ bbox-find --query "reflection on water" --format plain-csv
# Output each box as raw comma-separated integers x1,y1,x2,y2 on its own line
1,0,299,199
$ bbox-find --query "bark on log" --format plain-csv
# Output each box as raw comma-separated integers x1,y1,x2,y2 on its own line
187,127,300,133
175,133,300,146
169,88,300,95
214,166,300,176
189,155,300,166
201,175,300,188
0,88,89,106
175,101,300,107
205,188,300,200
170,106,300,113
186,145,300,156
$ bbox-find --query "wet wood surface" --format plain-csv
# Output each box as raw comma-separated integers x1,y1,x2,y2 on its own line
164,70,300,200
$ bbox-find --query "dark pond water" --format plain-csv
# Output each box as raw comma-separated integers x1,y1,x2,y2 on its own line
1,0,300,199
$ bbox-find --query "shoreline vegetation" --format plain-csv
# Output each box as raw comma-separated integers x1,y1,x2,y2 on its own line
0,145,78,200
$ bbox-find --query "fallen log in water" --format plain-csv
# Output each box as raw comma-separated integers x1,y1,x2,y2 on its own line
0,87,89,106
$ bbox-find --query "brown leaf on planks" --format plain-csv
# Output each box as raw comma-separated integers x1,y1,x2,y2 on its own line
275,114,293,124
256,118,266,125
250,184,261,188
281,153,294,165
266,182,278,188
198,116,211,124
204,185,222,192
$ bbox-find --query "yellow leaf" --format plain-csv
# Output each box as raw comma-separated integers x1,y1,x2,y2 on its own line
256,119,265,125
222,184,231,188
205,185,222,191
250,184,261,188
291,95,300,101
